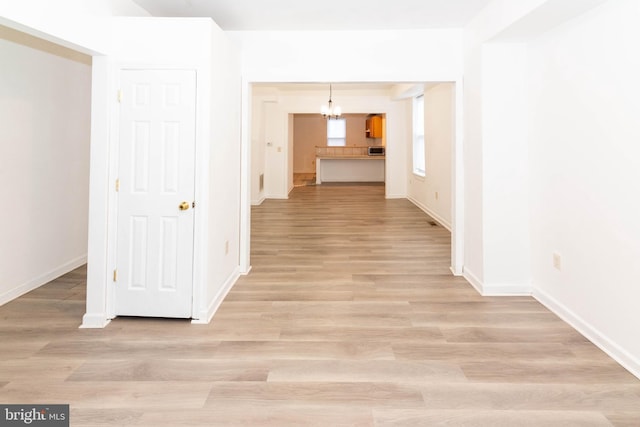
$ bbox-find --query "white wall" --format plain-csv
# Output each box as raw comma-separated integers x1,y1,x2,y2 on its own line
203,23,243,322
407,83,454,230
2,13,247,326
0,0,169,328
464,0,640,377
86,17,243,325
462,29,485,285
462,1,542,291
462,0,611,295
481,42,530,293
261,99,286,199
287,113,295,192
0,0,149,54
0,26,91,305
230,30,463,83
250,91,274,204
83,18,217,326
527,0,640,378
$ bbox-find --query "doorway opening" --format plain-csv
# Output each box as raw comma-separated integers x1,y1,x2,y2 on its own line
0,25,92,308
245,81,462,275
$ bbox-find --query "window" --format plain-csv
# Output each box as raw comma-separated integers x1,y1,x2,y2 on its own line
412,94,425,176
327,118,346,146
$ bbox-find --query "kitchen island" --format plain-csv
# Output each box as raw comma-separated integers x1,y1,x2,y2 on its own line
315,146,385,184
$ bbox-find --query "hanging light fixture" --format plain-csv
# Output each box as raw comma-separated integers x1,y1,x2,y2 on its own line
320,84,341,119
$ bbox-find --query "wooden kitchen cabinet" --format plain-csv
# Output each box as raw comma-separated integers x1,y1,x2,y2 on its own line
366,116,382,138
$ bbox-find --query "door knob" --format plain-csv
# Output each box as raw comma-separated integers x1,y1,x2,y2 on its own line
179,201,190,211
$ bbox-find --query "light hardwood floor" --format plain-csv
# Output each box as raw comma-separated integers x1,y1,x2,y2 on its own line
1,184,639,426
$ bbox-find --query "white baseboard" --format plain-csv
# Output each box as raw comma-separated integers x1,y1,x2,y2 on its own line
450,265,463,276
408,196,452,231
252,196,266,206
80,267,243,329
80,313,111,329
1,255,87,307
481,283,532,296
385,193,405,199
462,267,531,296
534,286,640,380
462,267,484,295
191,267,241,325
460,269,639,380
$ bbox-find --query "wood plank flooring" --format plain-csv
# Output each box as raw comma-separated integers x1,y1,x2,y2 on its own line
293,172,316,187
1,184,639,426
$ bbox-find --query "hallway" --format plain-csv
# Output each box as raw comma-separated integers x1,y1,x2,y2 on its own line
1,184,639,426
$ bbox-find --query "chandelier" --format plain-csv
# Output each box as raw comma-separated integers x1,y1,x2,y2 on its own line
320,84,341,119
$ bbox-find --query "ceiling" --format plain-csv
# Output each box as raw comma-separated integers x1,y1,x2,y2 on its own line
132,0,493,31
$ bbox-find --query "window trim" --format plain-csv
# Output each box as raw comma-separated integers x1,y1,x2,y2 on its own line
327,117,347,147
412,94,425,177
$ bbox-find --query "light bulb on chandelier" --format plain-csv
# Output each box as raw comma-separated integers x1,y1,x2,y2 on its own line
321,84,341,119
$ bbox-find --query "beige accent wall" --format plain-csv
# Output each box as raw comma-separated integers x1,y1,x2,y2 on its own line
293,114,326,173
345,114,369,147
293,113,381,173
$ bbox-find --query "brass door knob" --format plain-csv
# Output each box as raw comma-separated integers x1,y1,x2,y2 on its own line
179,201,190,211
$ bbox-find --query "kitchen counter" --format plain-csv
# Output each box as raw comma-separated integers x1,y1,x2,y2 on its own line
316,155,385,160
315,155,385,184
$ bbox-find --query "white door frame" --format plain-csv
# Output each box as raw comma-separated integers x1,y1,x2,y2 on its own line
238,79,465,277
105,64,206,321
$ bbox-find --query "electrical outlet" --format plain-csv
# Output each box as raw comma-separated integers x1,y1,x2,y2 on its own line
553,252,562,271
435,191,439,200
225,240,229,255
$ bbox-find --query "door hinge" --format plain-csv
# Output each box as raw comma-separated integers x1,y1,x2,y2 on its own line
117,89,123,103
115,179,120,192
113,269,118,282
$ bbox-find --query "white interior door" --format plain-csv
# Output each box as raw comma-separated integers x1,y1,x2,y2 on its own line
115,69,196,318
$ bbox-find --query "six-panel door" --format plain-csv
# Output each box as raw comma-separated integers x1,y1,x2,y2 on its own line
115,69,196,318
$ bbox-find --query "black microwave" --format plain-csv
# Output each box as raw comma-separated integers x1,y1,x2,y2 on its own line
367,146,385,156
